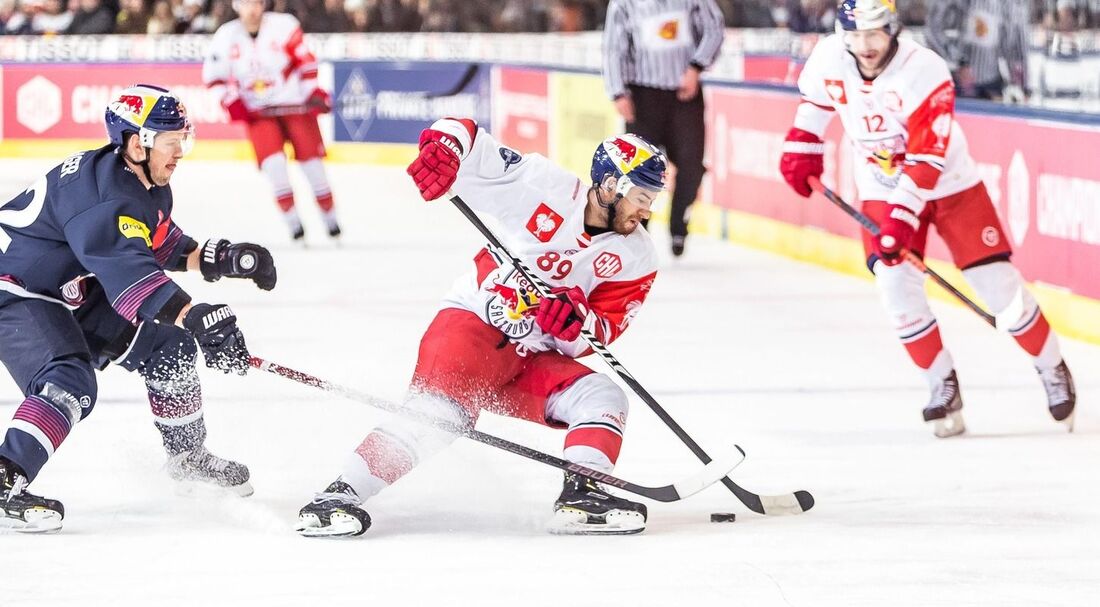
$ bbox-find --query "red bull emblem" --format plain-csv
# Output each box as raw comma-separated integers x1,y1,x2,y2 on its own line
487,282,521,311
610,138,638,164
117,95,144,115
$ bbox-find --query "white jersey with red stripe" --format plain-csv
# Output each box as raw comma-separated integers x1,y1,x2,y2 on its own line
794,35,981,213
438,122,658,359
202,13,318,111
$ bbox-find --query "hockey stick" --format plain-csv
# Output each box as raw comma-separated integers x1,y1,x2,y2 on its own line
807,177,1025,329
448,193,815,516
250,356,745,503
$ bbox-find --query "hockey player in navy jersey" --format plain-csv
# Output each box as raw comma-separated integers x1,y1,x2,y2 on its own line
0,84,278,533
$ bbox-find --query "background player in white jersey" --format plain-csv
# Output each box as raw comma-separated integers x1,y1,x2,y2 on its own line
296,120,667,537
202,0,340,242
778,0,1076,437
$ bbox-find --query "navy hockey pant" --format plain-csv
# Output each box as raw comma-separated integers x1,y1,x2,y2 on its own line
0,287,205,482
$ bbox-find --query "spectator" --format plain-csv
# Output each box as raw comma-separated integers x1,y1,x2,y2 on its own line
187,0,219,32
4,0,39,33
899,0,927,25
67,0,115,33
146,0,174,33
786,0,834,33
114,0,148,33
377,0,419,31
303,0,351,32
33,0,73,33
724,0,775,26
550,0,591,32
345,0,375,31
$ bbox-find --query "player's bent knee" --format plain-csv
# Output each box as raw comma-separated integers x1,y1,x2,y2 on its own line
962,261,1035,316
35,357,97,424
548,374,629,431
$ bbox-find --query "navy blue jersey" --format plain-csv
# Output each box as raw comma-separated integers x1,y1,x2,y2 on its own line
0,145,195,324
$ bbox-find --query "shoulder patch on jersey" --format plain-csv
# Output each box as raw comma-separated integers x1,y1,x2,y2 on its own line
118,215,152,247
499,146,522,171
593,252,623,279
824,79,847,105
526,203,563,243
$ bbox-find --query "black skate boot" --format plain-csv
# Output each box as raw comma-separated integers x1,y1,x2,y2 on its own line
923,370,965,438
322,211,342,239
1039,361,1076,431
0,457,64,533
166,447,253,497
296,479,371,538
671,235,686,258
548,472,647,535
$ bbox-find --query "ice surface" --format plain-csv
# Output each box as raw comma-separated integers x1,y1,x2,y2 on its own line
1,159,1097,607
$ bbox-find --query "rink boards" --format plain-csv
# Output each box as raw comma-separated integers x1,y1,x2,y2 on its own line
0,60,1096,343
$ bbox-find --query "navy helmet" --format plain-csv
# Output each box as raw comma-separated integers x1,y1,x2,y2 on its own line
590,133,667,197
835,0,900,36
104,84,193,152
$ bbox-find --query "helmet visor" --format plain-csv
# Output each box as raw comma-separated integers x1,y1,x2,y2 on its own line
152,124,195,157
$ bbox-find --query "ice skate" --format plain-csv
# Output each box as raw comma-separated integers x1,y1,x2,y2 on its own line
0,457,64,534
322,210,342,239
1039,361,1076,431
547,472,647,535
923,370,965,438
166,447,253,497
297,480,371,538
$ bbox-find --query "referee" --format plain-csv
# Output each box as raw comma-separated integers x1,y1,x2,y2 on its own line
925,0,1029,101
603,0,725,257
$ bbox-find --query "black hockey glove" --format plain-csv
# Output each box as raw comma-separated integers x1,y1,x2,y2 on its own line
183,303,250,375
200,239,277,291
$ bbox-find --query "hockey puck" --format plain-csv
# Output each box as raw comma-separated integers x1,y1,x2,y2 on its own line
710,512,736,523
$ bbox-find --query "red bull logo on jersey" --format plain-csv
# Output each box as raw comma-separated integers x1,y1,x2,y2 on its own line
485,271,540,339
526,203,564,243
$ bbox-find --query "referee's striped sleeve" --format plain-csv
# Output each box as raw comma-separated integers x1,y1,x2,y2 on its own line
603,0,631,99
690,0,725,68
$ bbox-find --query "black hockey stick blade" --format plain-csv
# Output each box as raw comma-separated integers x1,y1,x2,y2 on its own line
251,357,745,503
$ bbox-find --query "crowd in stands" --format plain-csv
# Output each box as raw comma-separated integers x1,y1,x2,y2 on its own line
2,0,1099,36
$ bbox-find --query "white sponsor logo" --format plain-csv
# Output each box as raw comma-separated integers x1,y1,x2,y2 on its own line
1036,173,1100,245
17,76,62,134
203,306,234,330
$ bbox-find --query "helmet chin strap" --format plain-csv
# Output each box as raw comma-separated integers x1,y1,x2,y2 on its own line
120,132,156,185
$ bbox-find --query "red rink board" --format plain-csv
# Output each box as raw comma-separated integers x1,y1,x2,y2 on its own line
705,85,1100,300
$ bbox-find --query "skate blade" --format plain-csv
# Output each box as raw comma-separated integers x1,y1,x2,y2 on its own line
0,508,63,534
296,512,364,538
930,410,966,438
546,508,645,536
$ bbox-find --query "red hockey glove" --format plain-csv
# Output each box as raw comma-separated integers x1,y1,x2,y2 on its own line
407,126,468,201
536,286,591,342
223,97,252,123
873,204,921,266
306,88,332,115
779,127,825,198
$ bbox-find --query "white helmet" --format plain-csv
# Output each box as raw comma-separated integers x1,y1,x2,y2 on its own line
835,0,900,36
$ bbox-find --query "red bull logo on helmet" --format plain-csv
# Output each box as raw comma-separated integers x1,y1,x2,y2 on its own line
606,135,655,174
108,91,157,127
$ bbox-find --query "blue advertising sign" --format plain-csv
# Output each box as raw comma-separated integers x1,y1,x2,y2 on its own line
332,61,492,144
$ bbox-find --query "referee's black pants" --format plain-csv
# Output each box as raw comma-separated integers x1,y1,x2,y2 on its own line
626,84,706,239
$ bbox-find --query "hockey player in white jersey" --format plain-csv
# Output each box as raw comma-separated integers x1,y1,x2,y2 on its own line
296,120,667,537
779,0,1075,437
203,0,340,241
